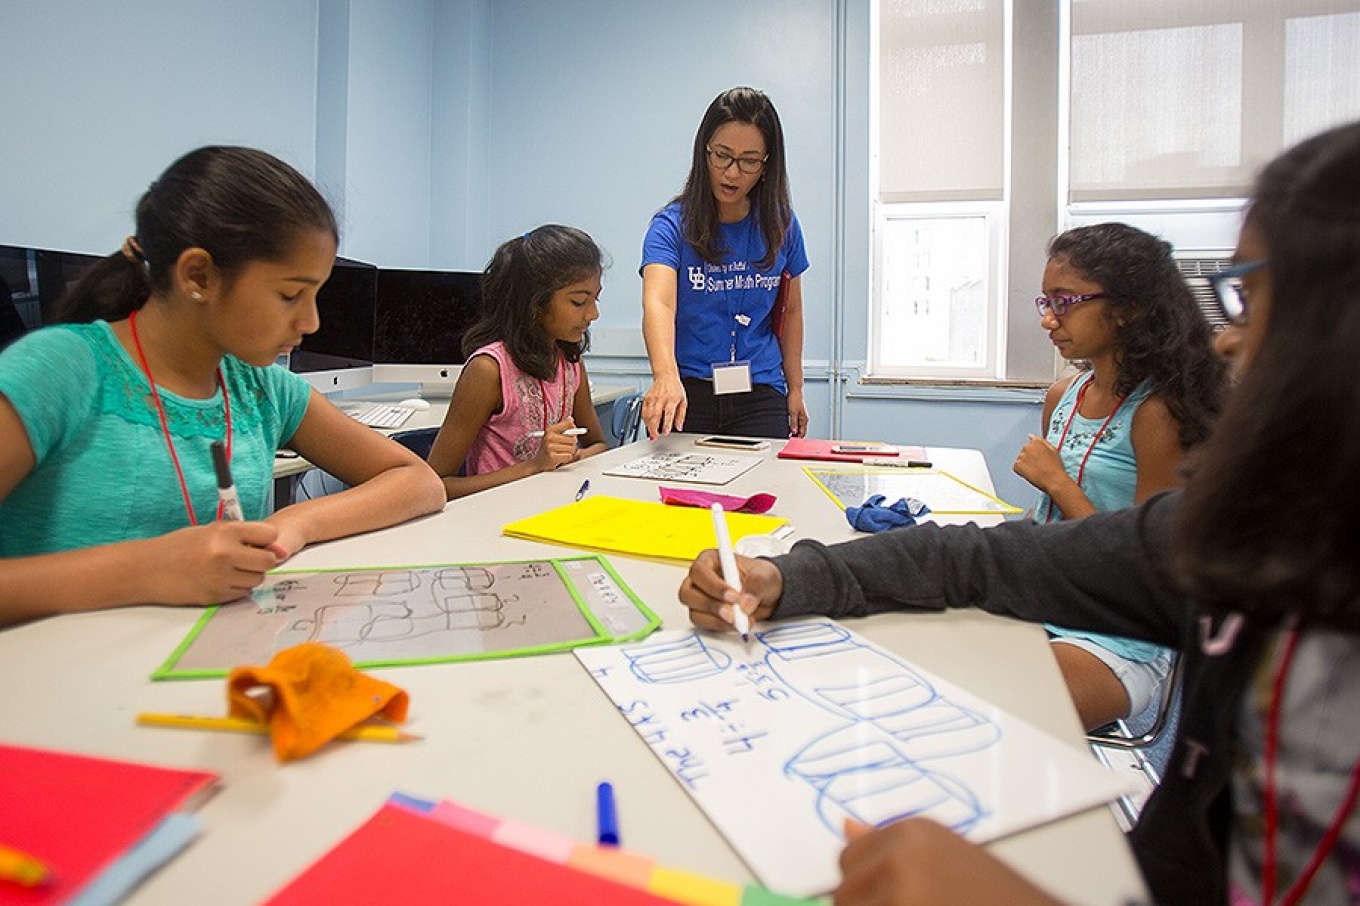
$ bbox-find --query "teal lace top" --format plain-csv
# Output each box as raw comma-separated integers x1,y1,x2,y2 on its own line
0,320,311,556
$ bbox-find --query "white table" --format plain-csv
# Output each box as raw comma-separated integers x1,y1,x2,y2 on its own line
0,435,1146,904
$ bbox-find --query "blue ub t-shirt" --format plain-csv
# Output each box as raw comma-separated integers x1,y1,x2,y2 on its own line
640,202,809,393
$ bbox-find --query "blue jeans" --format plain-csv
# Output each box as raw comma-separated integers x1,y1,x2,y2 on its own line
680,377,789,439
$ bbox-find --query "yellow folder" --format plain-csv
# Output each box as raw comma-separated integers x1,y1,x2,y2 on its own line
502,495,788,562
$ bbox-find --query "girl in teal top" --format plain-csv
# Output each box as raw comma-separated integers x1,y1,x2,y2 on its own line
1014,223,1227,730
0,146,445,628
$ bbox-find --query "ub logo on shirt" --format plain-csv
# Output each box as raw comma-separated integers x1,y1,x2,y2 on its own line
688,266,705,293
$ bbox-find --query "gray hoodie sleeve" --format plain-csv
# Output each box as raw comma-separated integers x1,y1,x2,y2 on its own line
769,491,1186,649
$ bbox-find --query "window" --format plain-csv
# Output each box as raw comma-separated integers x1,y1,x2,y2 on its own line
869,0,1360,384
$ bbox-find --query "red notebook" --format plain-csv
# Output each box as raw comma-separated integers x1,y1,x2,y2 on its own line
266,803,674,904
778,437,927,463
0,743,217,905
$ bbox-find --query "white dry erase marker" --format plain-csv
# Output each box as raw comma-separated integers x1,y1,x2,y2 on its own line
528,427,588,438
710,503,751,642
210,440,245,522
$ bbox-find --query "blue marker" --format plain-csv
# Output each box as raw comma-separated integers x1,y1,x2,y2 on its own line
596,780,619,846
575,479,591,502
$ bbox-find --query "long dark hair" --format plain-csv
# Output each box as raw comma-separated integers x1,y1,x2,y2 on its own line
1047,223,1227,449
52,146,338,324
675,87,792,272
1174,121,1360,629
462,225,605,381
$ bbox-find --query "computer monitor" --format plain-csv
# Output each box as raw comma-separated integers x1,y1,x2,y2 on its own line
290,256,377,393
0,245,38,349
34,248,103,324
371,268,482,396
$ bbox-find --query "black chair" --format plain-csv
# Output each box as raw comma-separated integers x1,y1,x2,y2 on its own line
389,427,439,460
610,392,643,446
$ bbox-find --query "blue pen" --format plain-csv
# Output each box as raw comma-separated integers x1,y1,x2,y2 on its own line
596,780,619,846
575,479,591,502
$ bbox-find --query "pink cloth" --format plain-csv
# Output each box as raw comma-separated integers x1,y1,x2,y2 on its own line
658,486,777,514
465,342,580,476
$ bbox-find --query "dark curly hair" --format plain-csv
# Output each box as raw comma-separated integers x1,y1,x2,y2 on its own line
462,225,606,381
1047,223,1227,450
1173,120,1360,629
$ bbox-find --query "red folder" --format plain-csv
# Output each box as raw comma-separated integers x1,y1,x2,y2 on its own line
0,743,217,905
778,436,927,463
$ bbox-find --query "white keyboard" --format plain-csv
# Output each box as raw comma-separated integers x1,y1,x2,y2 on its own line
349,404,415,429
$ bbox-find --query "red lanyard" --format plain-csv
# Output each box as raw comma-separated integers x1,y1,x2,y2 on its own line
1262,622,1360,905
128,309,233,524
1041,374,1124,524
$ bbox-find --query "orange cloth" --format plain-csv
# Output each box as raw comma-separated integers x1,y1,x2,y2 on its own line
226,642,409,762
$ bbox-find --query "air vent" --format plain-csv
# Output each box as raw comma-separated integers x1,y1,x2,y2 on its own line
1174,252,1234,329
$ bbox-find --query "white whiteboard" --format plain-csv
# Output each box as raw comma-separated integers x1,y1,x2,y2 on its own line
576,619,1135,898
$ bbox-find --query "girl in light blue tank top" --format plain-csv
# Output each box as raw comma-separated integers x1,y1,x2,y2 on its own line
1014,223,1227,730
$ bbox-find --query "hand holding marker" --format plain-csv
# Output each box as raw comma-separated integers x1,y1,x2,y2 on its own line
211,441,287,560
710,503,751,642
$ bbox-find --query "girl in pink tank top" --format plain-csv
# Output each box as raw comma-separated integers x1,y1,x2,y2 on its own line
427,225,609,500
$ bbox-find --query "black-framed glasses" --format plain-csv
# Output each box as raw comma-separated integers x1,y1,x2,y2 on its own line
706,145,767,175
1205,259,1266,325
1033,292,1107,319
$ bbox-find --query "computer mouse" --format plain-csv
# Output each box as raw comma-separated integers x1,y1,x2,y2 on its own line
398,398,431,411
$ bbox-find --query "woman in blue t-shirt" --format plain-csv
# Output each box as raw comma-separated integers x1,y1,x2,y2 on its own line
640,87,810,440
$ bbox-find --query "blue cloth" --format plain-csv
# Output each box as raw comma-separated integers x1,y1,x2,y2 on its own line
640,202,809,393
0,320,311,556
846,494,930,533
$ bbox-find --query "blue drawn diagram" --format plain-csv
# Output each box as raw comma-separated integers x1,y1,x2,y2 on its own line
615,621,999,838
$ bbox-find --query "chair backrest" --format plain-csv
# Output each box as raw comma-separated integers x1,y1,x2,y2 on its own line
388,427,439,461
610,392,644,446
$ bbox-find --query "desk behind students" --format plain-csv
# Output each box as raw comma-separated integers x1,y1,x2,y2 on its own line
0,434,1145,904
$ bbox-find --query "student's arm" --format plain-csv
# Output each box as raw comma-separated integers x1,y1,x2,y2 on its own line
835,818,1060,906
777,274,808,438
569,360,608,461
425,355,576,500
0,393,283,627
1013,378,1098,519
680,494,1188,648
640,263,686,437
270,389,445,555
1128,394,1186,503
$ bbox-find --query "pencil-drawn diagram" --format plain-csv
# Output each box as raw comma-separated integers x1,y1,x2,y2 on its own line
156,557,660,678
604,451,762,485
576,619,1134,898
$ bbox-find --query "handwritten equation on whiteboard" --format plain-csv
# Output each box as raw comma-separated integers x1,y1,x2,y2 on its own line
575,619,1133,898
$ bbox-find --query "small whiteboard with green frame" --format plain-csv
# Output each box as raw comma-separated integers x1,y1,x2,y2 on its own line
153,555,659,680
804,467,1022,516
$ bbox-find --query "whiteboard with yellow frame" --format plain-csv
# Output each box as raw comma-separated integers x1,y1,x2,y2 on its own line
804,466,1022,516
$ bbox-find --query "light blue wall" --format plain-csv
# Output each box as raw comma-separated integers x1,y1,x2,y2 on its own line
0,1,321,254
0,0,1042,508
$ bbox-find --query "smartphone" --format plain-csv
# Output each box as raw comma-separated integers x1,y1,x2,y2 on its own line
695,436,771,452
831,443,898,455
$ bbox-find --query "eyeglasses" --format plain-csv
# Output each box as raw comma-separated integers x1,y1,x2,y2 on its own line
706,146,767,175
1205,259,1267,326
1033,292,1107,319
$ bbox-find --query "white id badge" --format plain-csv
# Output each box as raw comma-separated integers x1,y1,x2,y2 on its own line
711,360,752,395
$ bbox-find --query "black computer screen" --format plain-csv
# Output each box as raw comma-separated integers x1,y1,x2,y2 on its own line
291,256,377,373
35,248,103,325
373,269,481,365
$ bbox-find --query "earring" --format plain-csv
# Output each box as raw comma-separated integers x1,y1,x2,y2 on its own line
191,291,203,301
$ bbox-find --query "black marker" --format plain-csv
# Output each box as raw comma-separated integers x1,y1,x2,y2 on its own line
210,441,245,521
